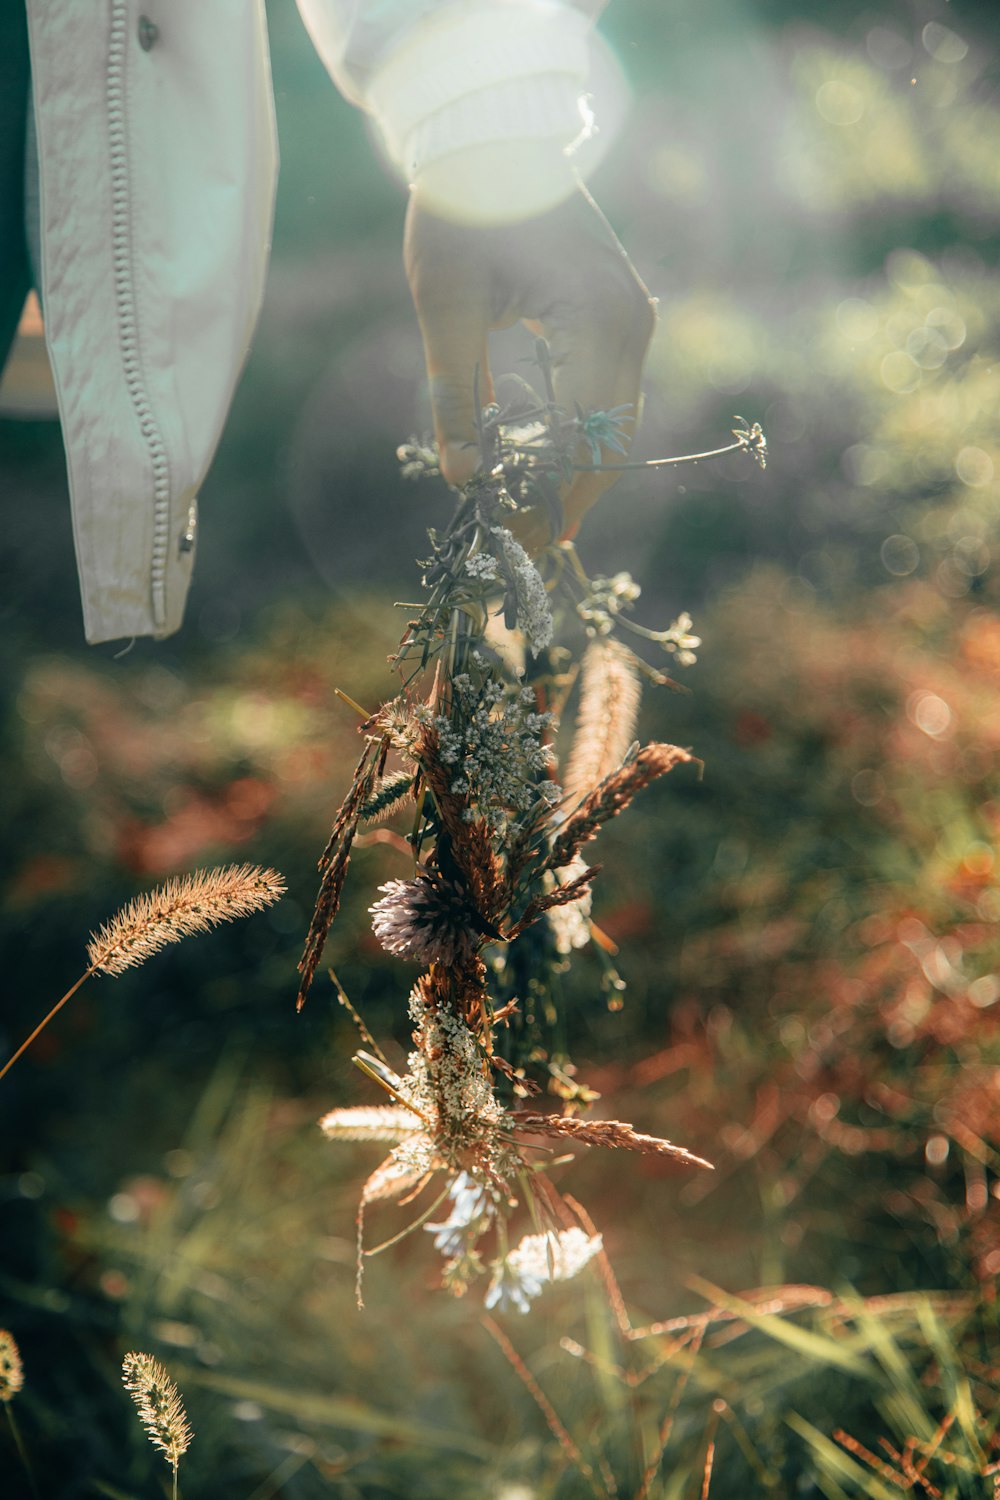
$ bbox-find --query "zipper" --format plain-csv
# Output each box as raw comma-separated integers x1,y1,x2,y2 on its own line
107,0,171,629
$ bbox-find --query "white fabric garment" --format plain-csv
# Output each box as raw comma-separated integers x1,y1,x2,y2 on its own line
23,0,599,643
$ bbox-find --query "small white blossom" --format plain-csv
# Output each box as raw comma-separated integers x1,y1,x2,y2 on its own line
509,1228,603,1285
465,553,500,582
665,612,701,667
485,1228,603,1315
425,1172,491,1258
577,572,641,637
484,1261,544,1315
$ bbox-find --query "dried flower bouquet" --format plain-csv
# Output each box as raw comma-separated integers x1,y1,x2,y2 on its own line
301,349,765,1311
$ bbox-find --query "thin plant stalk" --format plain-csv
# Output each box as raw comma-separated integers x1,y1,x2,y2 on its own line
523,436,755,472
0,970,93,1084
482,1316,609,1500
5,1405,39,1500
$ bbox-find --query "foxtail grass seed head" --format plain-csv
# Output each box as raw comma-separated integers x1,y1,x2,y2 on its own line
546,855,594,955
88,865,285,976
0,1330,24,1401
563,638,642,806
122,1353,192,1471
319,1104,424,1142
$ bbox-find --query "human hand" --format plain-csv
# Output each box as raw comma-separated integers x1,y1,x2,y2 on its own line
404,144,656,552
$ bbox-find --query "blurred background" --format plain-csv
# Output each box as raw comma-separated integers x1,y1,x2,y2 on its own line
1,0,999,1494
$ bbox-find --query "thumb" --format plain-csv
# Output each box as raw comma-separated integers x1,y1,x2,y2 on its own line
404,203,494,486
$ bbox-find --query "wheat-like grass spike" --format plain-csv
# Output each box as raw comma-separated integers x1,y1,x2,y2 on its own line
87,864,285,975
122,1352,192,1493
563,638,642,806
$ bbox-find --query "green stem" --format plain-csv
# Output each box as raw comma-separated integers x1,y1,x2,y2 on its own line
364,1179,453,1257
513,437,751,472
6,1405,39,1500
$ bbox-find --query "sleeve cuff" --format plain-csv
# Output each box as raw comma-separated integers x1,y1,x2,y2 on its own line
404,74,591,178
366,3,592,176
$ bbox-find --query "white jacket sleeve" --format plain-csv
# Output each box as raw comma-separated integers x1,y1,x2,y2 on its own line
26,0,278,645
295,1,604,184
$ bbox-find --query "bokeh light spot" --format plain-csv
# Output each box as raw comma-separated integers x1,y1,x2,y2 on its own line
811,1092,840,1124
880,534,919,575
921,23,969,65
936,559,971,598
835,297,879,341
164,1149,195,1179
232,1401,266,1422
844,444,888,487
969,975,1000,1009
99,1269,130,1300
881,350,921,393
108,1192,140,1224
952,536,990,578
647,145,707,203
816,79,865,126
906,326,948,369
925,306,966,349
924,1134,950,1167
886,249,935,291
963,843,993,877
978,889,1000,921
955,446,994,487
851,769,885,806
907,692,951,738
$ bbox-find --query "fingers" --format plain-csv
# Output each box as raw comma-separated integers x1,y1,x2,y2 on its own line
404,184,657,541
404,198,494,487
508,269,655,549
492,189,656,543
538,238,656,538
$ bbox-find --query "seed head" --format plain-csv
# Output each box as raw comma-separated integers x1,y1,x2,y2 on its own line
0,1330,24,1402
122,1352,193,1471
87,865,285,976
370,874,480,966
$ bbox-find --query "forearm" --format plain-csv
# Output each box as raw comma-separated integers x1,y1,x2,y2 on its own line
295,1,606,193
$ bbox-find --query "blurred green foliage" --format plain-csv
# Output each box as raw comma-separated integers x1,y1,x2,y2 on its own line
2,0,1000,1495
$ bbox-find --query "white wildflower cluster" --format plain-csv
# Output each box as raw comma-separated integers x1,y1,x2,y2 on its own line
433,675,559,833
322,1002,513,1231
577,574,701,667
424,1171,493,1258
399,987,507,1174
578,571,642,637
491,527,554,656
663,611,701,667
396,437,440,480
545,854,593,956
484,1227,603,1315
465,552,500,582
